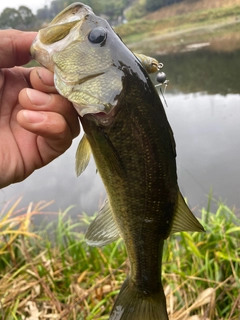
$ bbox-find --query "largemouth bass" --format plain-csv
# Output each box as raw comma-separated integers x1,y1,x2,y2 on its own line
31,3,204,319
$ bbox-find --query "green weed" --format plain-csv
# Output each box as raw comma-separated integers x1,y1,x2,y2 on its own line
0,198,239,319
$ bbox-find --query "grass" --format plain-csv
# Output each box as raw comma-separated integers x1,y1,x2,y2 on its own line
0,197,240,319
115,3,240,54
117,5,240,37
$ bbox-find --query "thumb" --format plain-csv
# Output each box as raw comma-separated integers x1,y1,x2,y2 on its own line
0,30,37,68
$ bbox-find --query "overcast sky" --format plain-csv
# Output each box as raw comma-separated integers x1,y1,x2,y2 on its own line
0,0,51,14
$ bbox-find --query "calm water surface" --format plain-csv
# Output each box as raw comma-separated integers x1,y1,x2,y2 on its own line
1,49,240,218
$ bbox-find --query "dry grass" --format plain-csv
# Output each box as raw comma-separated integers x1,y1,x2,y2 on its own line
146,0,240,20
0,198,240,319
116,0,240,55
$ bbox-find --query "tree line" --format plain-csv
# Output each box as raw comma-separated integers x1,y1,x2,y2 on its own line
0,0,190,30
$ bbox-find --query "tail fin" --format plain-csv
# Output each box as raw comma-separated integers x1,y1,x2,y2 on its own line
109,277,169,320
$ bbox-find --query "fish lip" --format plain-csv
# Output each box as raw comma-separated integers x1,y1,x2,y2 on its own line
50,2,94,25
30,2,95,65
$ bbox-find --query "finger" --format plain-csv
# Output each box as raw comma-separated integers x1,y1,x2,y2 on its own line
30,67,57,93
17,110,77,165
0,30,37,67
18,88,80,138
0,67,32,116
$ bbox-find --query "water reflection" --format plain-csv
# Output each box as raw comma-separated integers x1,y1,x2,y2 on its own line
1,49,239,219
157,49,240,95
165,92,240,211
0,138,105,217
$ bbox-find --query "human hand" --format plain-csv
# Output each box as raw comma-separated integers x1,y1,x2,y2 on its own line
0,30,80,188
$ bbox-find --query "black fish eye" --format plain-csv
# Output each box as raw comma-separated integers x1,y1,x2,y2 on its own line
88,27,107,45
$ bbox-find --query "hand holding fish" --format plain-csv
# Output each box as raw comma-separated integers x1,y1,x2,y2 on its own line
0,30,80,188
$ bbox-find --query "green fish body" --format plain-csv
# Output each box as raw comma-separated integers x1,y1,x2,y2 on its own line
31,3,204,319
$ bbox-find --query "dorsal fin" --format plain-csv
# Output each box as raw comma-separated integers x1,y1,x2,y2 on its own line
170,190,204,234
75,134,91,177
85,198,120,247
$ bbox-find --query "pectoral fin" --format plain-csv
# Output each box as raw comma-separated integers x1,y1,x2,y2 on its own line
170,191,204,234
75,134,91,177
85,198,120,247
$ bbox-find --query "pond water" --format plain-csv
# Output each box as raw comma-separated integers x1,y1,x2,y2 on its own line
1,49,240,219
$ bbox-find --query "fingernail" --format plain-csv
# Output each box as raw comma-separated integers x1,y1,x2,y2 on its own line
26,88,51,106
23,110,46,123
36,69,55,87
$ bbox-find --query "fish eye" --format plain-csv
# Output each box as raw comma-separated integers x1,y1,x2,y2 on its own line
88,27,107,45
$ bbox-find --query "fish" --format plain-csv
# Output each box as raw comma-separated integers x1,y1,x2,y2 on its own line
30,3,204,319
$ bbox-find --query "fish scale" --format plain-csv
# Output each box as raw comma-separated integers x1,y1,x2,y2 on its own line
80,73,177,313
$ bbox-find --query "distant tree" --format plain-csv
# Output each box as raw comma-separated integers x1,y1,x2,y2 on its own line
145,0,164,12
81,0,104,14
61,0,105,15
18,6,35,28
50,1,62,18
145,0,184,12
48,0,130,22
102,0,129,17
36,5,52,21
0,7,23,29
125,1,147,21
